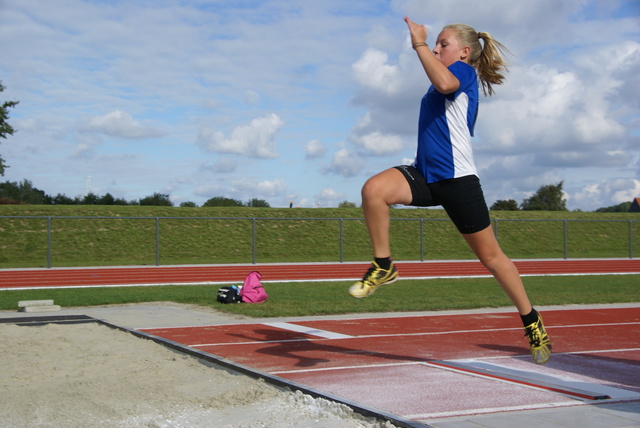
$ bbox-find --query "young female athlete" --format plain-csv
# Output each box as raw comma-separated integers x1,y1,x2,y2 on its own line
348,17,552,364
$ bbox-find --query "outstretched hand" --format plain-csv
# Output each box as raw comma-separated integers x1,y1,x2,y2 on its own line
404,16,428,46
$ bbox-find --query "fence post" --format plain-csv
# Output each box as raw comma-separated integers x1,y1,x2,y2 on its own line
563,219,568,259
420,219,424,261
252,218,257,264
47,216,52,268
339,218,344,263
155,218,160,266
629,220,633,259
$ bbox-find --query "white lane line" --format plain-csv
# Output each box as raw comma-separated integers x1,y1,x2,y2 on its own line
189,331,640,349
448,360,640,400
404,400,584,420
271,361,422,375
192,338,311,347
455,347,640,362
310,321,640,341
262,345,640,374
262,321,354,339
425,360,613,401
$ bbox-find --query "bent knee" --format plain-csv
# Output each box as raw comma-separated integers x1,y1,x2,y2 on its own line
479,251,513,274
361,169,412,205
361,176,385,200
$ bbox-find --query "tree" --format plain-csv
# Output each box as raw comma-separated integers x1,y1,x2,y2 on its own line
52,193,76,205
0,180,20,203
179,201,198,207
246,198,270,207
0,82,19,176
490,199,519,210
139,192,173,206
82,192,100,205
112,196,130,205
595,202,632,213
202,196,244,207
0,179,47,204
98,193,116,205
338,200,357,208
521,182,567,211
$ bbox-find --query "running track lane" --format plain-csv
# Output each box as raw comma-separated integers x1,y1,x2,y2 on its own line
140,307,640,422
1,259,639,289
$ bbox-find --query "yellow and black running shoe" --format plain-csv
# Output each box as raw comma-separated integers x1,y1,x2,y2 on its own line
348,261,398,298
524,314,552,364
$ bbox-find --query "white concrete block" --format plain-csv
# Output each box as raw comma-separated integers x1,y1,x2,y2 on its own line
19,305,62,313
18,300,55,307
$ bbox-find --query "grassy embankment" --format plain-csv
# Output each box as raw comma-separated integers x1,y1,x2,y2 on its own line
1,205,638,316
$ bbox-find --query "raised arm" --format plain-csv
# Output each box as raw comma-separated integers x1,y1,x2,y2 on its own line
404,16,460,94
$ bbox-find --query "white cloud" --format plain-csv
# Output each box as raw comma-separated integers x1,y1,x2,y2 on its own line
349,112,405,156
611,179,640,204
71,134,101,158
324,148,365,177
244,90,261,105
84,110,166,140
315,188,346,207
253,179,287,196
573,179,640,209
13,117,38,132
193,184,229,200
201,158,237,174
352,131,404,156
352,48,401,95
535,150,630,168
197,114,283,159
401,157,414,165
304,139,327,158
479,66,585,152
472,50,634,176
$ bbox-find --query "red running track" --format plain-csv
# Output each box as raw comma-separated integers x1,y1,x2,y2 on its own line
3,259,637,422
141,306,640,422
1,258,639,289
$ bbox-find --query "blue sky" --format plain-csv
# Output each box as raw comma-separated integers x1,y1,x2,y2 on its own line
1,0,638,210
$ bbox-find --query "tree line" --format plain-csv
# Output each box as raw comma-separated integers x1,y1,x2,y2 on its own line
490,182,568,211
490,181,634,212
1,81,18,177
0,179,271,207
1,178,636,211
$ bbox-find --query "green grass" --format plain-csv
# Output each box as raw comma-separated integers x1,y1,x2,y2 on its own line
2,275,637,317
1,205,639,268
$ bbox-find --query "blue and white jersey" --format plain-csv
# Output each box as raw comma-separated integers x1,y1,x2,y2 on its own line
413,61,479,183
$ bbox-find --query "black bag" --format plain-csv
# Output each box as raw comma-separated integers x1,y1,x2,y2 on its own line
217,285,242,303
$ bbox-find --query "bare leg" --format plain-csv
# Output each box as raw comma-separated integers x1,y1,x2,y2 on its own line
361,168,413,258
362,169,532,316
462,226,533,316
465,226,551,364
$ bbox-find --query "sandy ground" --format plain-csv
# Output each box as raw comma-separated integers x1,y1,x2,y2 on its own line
0,322,397,428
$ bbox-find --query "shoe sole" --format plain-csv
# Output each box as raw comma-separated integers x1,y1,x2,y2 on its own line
526,316,552,364
532,343,552,364
349,275,398,298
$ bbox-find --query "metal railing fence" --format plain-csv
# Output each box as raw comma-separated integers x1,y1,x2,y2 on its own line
0,216,638,268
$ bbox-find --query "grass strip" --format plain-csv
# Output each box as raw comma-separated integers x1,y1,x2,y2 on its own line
2,206,639,267
2,275,637,317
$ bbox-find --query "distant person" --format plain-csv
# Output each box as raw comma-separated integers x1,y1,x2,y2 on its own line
349,17,552,364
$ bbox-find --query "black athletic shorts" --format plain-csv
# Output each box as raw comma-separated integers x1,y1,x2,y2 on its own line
394,165,491,234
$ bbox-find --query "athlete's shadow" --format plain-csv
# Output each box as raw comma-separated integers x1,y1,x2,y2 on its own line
228,329,426,368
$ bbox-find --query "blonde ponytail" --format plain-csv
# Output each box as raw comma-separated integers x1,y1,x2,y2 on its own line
444,24,511,96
